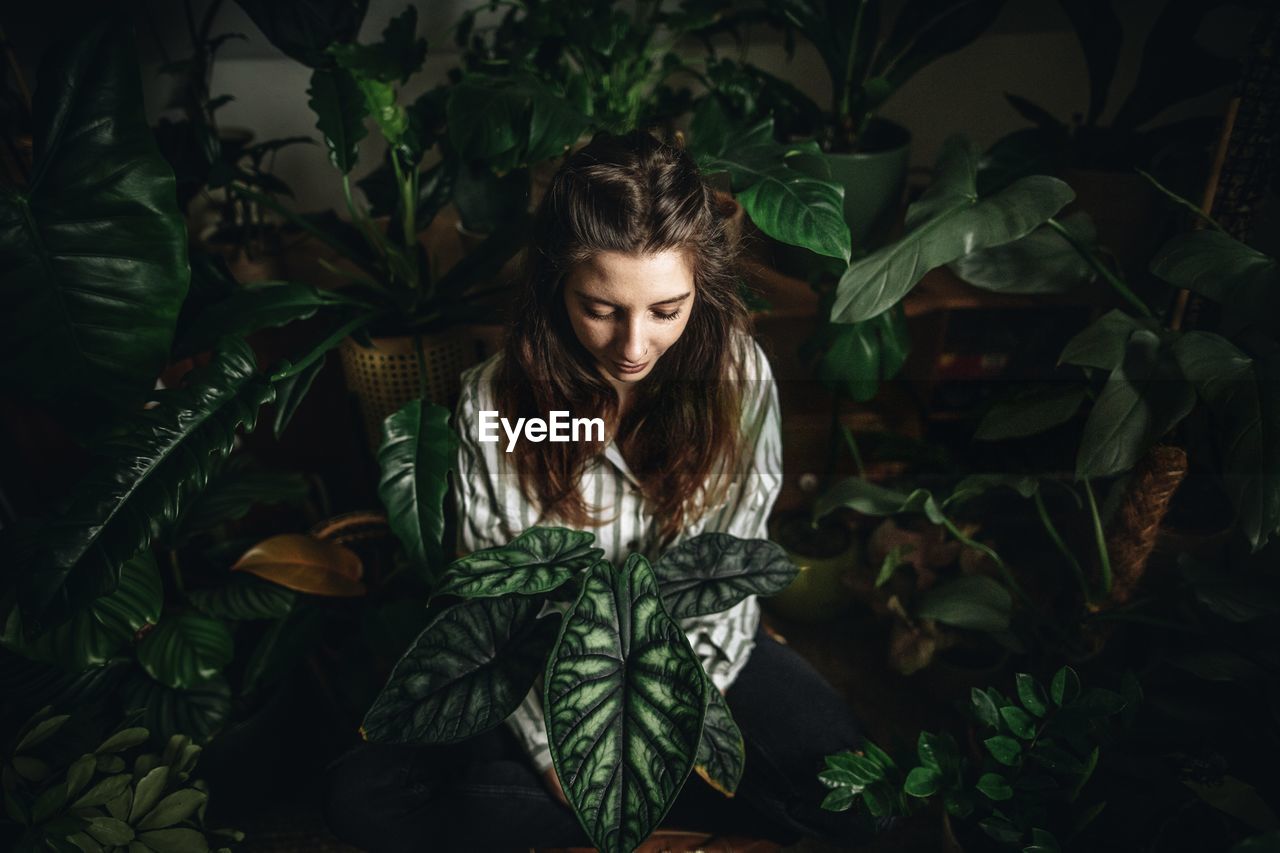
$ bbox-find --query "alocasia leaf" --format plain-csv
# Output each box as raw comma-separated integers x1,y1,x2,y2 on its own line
650,533,797,619
434,527,602,599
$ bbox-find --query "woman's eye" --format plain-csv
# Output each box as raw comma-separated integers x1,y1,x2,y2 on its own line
587,311,615,321
653,310,681,322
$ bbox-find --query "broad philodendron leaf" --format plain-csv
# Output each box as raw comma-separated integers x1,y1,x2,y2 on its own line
361,596,560,744
120,671,230,745
949,210,1097,294
693,687,744,796
975,385,1087,441
19,338,275,626
1173,332,1280,551
136,612,234,690
6,551,162,671
917,576,1012,632
1059,309,1153,371
545,555,708,853
650,533,797,619
0,22,188,414
1151,228,1280,338
832,136,1074,323
308,67,368,173
814,478,941,525
434,527,603,599
808,307,910,403
377,400,456,579
446,73,590,174
1076,329,1195,478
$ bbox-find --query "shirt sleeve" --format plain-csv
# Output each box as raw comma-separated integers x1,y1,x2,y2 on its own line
453,367,556,774
680,337,784,694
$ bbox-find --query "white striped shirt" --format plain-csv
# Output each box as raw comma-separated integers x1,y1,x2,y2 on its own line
452,331,783,773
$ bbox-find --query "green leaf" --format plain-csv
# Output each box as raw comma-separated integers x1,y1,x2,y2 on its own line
85,816,134,845
135,788,206,831
136,613,233,690
810,307,910,403
975,386,1086,441
377,400,456,580
66,753,97,800
129,766,169,823
832,136,1074,323
949,210,1097,294
361,596,559,744
977,771,1013,801
1016,673,1049,717
434,527,602,599
328,7,425,84
73,774,132,809
446,72,590,173
979,813,1023,845
814,478,934,521
821,787,856,811
1173,332,1280,551
14,712,70,752
1029,744,1085,774
20,338,275,625
916,576,1012,633
903,766,940,798
119,673,230,744
650,533,797,619
136,827,210,853
0,22,188,416
1152,229,1280,338
693,687,744,796
1051,666,1080,706
1059,309,1149,370
172,281,343,360
272,353,327,440
188,577,295,621
307,67,368,174
875,543,913,588
96,727,149,754
971,687,1000,727
166,456,309,546
545,555,707,853
1000,705,1037,739
984,735,1021,766
1076,329,1195,478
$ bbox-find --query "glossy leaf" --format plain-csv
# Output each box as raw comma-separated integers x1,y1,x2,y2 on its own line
188,577,295,621
1151,229,1280,338
977,772,1013,801
329,7,425,83
650,533,797,619
984,735,1021,766
903,766,940,798
809,306,910,403
1000,705,1036,739
1059,309,1151,371
971,687,1000,727
0,22,188,414
172,281,345,359
975,386,1086,441
20,338,275,625
814,477,938,522
916,576,1012,633
1051,666,1081,706
435,527,602,599
820,750,887,788
447,72,590,174
231,533,366,597
1076,329,1195,478
272,352,328,439
377,400,456,579
308,67,368,173
693,687,744,796
545,555,708,853
166,455,309,546
1016,673,1049,717
137,613,234,689
361,596,559,744
233,0,368,68
832,136,1073,323
949,210,1096,294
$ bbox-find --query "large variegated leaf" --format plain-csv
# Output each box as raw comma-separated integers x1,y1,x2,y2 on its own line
434,527,602,599
20,338,275,626
651,534,797,619
546,555,708,853
0,22,188,414
377,400,456,581
832,136,1074,323
361,596,560,744
693,687,744,797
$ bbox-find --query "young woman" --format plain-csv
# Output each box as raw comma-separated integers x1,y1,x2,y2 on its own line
325,130,882,851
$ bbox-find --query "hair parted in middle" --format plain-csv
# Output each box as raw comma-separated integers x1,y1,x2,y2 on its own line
494,128,754,547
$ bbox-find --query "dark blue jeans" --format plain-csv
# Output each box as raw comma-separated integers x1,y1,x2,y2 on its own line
324,623,877,851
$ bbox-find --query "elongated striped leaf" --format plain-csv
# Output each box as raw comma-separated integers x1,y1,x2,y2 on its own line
119,672,230,745
361,596,560,744
136,613,234,689
694,687,744,796
546,555,708,853
651,534,797,619
377,400,456,581
188,577,295,621
19,337,275,626
435,527,602,599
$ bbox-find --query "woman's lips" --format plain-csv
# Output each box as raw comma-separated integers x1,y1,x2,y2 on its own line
614,360,649,374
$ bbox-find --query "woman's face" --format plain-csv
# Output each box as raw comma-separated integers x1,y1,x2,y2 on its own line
563,249,695,386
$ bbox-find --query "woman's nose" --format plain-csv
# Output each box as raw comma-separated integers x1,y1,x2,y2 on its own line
618,320,647,363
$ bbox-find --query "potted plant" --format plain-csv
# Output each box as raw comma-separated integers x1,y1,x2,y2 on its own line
360,528,798,852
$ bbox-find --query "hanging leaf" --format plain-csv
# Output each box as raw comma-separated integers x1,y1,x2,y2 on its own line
545,555,707,853
307,67,368,174
832,136,1074,323
0,22,188,416
434,527,602,599
232,0,368,68
136,613,234,689
948,211,1097,295
231,533,366,597
377,400,456,581
806,306,910,403
650,533,797,619
693,687,744,796
916,576,1012,633
361,596,560,744
19,337,275,626
272,353,328,439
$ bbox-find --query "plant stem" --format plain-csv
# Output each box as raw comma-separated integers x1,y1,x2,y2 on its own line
939,515,1025,602
840,424,866,478
1082,478,1111,602
1034,489,1089,601
1047,217,1152,318
1136,169,1227,233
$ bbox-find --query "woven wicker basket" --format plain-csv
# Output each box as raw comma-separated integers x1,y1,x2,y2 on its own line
339,332,472,452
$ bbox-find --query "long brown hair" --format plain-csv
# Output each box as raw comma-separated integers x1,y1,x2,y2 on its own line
494,129,753,548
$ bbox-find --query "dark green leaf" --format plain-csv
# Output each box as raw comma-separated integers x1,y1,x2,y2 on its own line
308,67,368,174
984,735,1021,766
1059,310,1149,370
0,22,188,415
136,613,234,689
903,766,940,798
136,827,210,853
167,455,309,545
188,577,295,621
233,0,368,68
272,352,327,439
361,596,559,744
446,72,589,173
650,533,797,619
1016,673,1049,717
1000,705,1037,739
377,400,456,579
329,7,425,84
435,527,602,599
1029,744,1085,774
693,687,744,796
172,280,343,359
136,788,207,831
1051,666,1080,706
119,673,230,744
950,211,1097,295
977,771,1013,801
975,386,1086,441
545,555,707,853
916,576,1012,633
980,813,1023,845
811,308,910,403
1071,687,1126,716
971,687,1000,727
820,751,886,787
